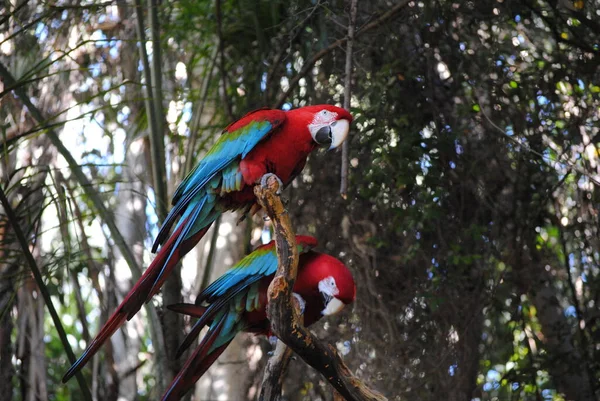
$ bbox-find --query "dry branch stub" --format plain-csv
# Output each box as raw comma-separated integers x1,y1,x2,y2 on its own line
254,174,388,401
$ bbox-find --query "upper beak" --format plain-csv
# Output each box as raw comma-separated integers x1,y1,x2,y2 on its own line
321,297,346,316
328,119,350,150
313,120,350,150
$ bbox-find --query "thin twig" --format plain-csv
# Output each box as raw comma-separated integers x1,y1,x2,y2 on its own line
184,46,219,175
340,0,358,197
478,105,600,187
557,223,597,396
272,0,410,108
0,185,93,401
51,171,92,344
254,175,387,401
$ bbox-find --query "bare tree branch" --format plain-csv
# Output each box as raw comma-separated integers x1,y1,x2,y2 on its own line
145,0,184,383
265,0,322,104
340,0,358,197
254,175,387,401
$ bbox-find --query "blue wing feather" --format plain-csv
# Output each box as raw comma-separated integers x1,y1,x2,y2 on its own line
152,115,285,253
173,237,318,356
174,121,272,201
148,197,208,297
197,250,277,304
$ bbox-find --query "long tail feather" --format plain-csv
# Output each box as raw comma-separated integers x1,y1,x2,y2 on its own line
176,319,205,358
62,308,127,382
161,314,232,401
168,303,212,358
175,279,256,357
63,214,214,382
148,198,210,297
167,303,208,318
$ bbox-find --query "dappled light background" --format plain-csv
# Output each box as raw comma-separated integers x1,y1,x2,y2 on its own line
1,1,599,401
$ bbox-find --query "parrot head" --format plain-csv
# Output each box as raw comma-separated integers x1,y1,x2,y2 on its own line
290,105,353,150
296,251,356,316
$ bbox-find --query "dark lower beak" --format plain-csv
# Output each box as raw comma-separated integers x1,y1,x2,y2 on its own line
315,126,332,146
322,292,333,306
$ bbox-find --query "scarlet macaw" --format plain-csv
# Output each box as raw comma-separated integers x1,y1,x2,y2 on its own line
63,105,352,382
161,235,356,401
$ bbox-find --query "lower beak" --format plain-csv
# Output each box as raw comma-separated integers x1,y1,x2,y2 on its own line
321,297,346,316
328,119,350,150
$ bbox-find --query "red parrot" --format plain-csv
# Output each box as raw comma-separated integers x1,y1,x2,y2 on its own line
161,235,356,401
63,105,352,382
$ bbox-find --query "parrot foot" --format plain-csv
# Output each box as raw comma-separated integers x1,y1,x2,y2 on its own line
260,173,283,195
292,293,306,315
268,335,279,347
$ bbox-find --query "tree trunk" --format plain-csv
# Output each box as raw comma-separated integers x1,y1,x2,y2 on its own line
521,254,594,401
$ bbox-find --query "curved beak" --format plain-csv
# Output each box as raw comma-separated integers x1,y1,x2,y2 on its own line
321,296,346,316
312,119,350,150
328,119,350,150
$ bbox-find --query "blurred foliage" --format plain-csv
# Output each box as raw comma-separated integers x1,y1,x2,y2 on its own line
1,0,599,400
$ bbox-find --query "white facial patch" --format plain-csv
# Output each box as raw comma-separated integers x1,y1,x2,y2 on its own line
318,276,339,297
308,110,338,137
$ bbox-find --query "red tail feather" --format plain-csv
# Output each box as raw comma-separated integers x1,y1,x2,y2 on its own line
148,226,210,300
167,303,211,358
167,303,208,318
62,308,127,382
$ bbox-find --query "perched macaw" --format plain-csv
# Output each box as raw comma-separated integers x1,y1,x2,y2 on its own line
161,235,356,401
63,105,352,382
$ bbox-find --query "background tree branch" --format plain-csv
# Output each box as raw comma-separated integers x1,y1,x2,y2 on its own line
340,0,358,197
